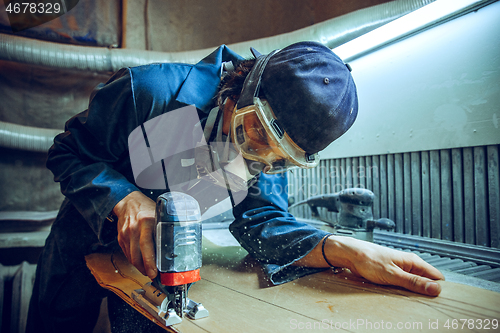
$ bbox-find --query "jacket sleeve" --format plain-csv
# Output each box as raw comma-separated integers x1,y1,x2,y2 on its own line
47,46,239,241
47,68,143,239
229,172,331,285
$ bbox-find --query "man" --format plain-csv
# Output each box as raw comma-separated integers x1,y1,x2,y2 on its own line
27,41,443,333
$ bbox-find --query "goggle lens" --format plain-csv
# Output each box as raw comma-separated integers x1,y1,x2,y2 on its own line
231,98,319,174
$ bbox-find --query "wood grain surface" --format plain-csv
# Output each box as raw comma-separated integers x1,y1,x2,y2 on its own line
86,237,500,333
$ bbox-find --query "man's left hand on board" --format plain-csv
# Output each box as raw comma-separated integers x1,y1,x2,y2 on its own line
297,235,445,296
340,236,444,296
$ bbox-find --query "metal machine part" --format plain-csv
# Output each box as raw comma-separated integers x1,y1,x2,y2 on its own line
131,282,209,326
290,188,395,242
132,192,208,327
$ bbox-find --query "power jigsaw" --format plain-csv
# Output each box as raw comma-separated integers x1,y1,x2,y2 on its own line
132,192,209,327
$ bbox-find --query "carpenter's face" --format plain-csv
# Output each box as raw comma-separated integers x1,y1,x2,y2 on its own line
240,112,286,161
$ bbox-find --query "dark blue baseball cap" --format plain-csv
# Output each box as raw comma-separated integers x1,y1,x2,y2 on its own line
239,41,358,154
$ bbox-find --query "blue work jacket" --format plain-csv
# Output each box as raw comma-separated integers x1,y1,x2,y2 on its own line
47,45,329,284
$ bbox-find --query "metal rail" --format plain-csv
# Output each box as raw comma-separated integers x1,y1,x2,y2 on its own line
373,230,500,269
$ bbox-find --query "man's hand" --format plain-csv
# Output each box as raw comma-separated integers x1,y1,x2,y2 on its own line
113,191,157,279
295,235,444,296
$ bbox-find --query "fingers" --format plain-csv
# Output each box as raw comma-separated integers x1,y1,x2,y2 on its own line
395,269,442,296
116,214,155,278
129,223,147,276
127,214,156,277
406,254,445,281
389,251,444,296
113,192,156,277
117,216,131,262
140,223,157,279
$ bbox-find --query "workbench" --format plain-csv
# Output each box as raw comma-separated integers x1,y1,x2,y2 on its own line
86,233,500,333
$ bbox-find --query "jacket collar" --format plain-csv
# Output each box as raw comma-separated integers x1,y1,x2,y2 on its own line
176,45,244,114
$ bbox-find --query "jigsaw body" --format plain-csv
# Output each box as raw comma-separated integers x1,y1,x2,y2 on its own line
132,192,209,327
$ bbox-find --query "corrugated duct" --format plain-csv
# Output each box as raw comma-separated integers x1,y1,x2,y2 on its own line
0,0,435,152
0,121,61,152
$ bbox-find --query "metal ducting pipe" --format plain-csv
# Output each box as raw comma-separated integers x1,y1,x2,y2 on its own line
0,0,435,72
0,121,61,153
229,0,436,58
0,0,436,152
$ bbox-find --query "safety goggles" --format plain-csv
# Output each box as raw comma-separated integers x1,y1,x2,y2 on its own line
231,97,319,174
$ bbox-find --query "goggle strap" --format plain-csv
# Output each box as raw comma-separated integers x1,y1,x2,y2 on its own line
221,117,231,162
203,105,221,143
236,50,279,110
305,153,316,162
270,119,284,139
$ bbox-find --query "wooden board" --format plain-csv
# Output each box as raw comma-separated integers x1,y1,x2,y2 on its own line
87,238,500,333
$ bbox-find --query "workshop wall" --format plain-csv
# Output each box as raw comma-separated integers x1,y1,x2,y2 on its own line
288,0,500,249
123,0,394,51
0,0,393,213
288,144,500,249
323,0,500,159
3,0,497,251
